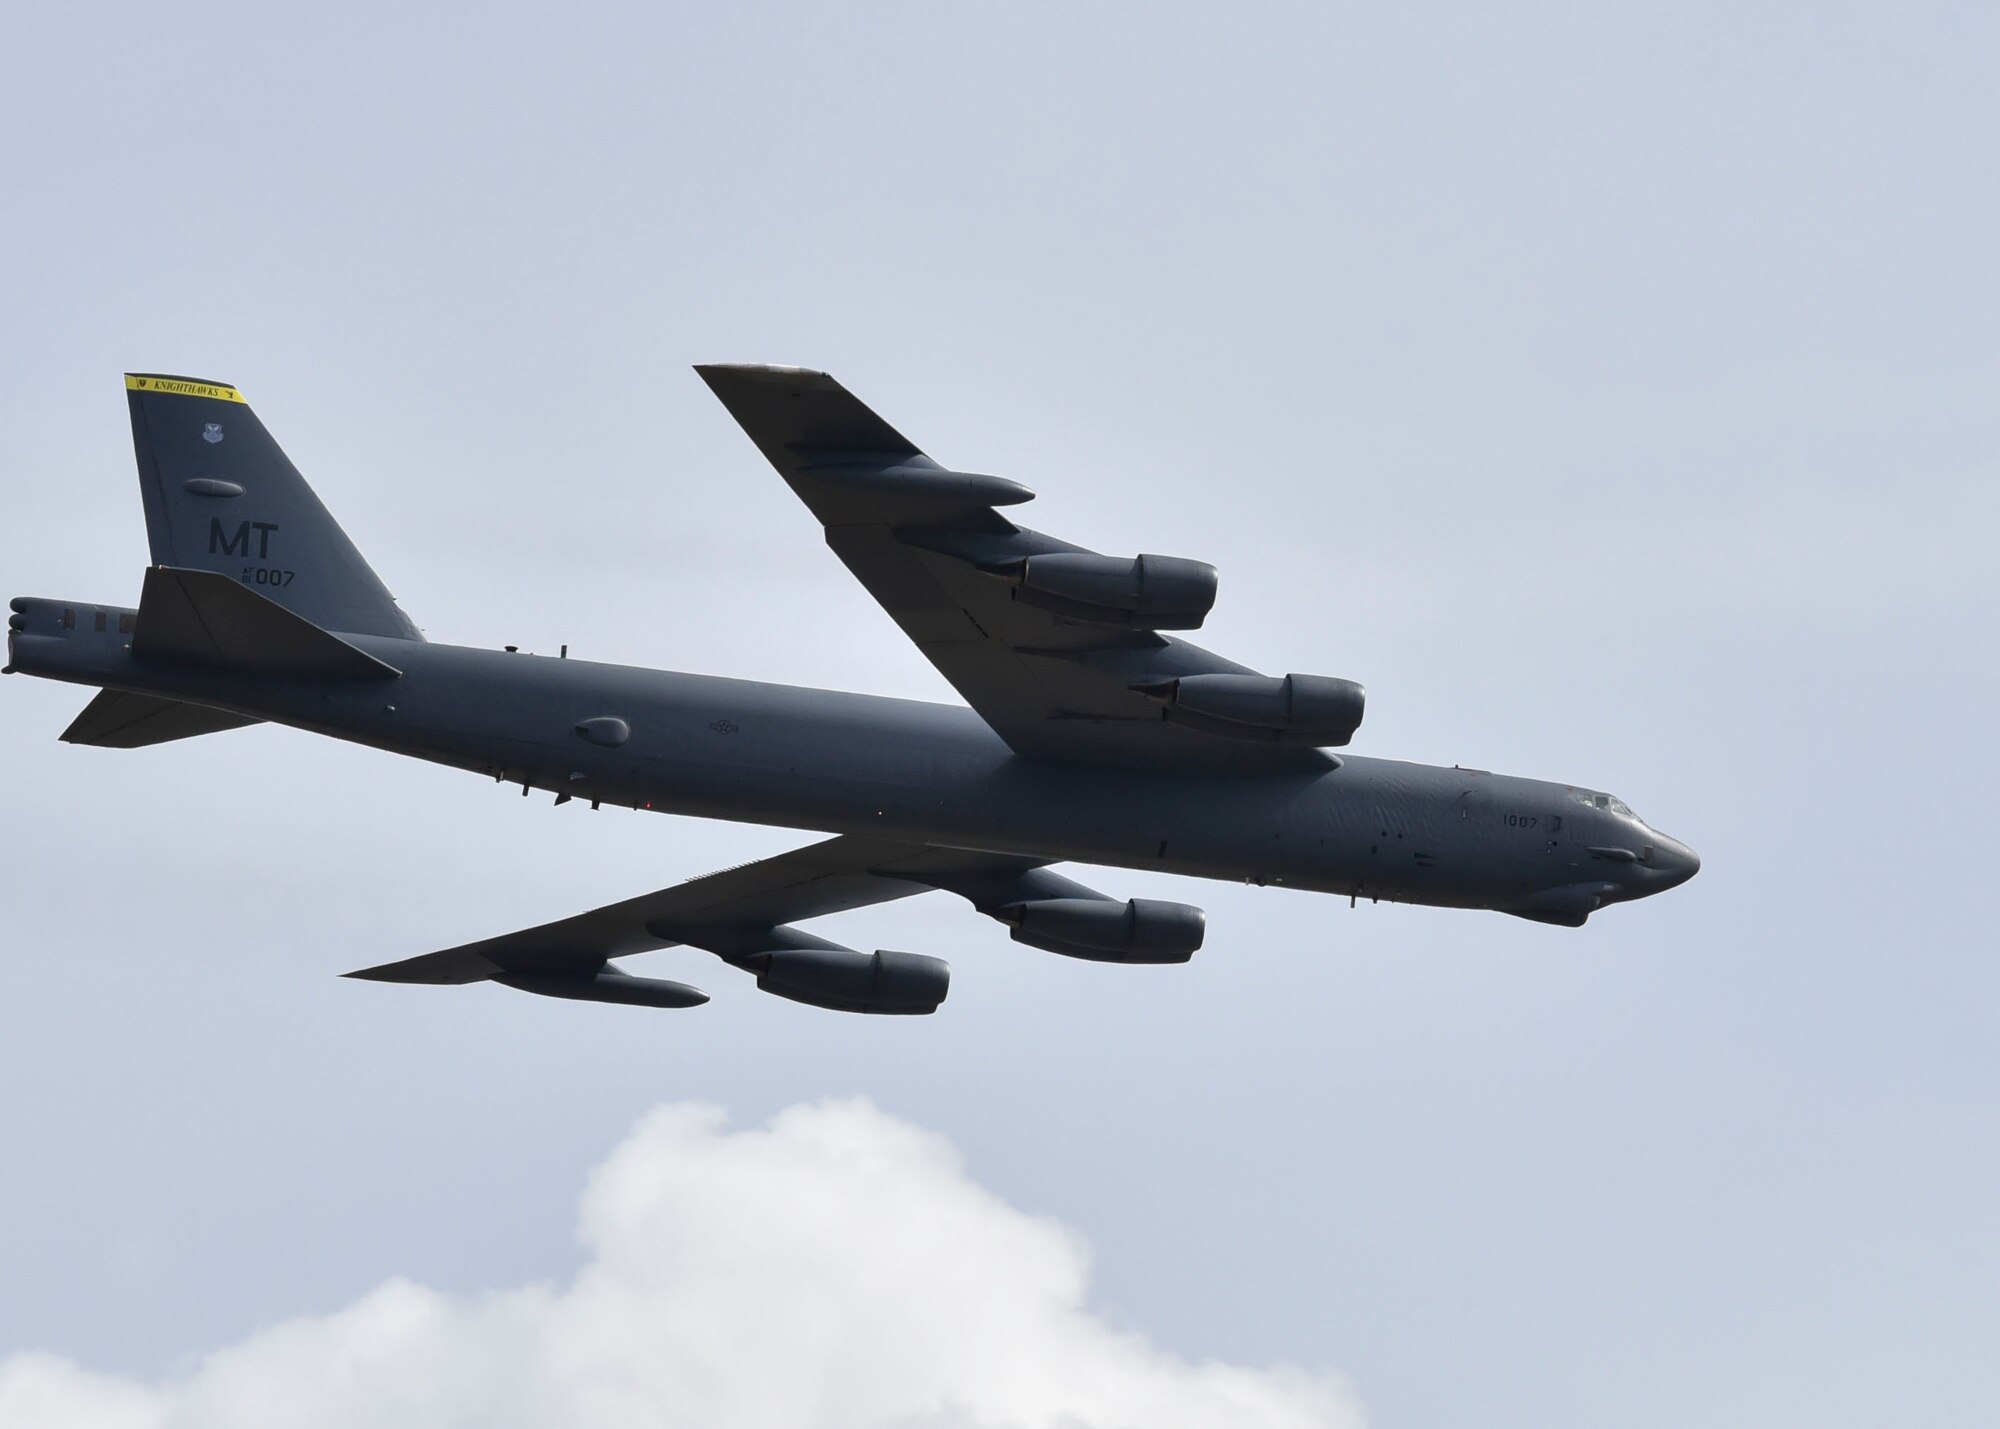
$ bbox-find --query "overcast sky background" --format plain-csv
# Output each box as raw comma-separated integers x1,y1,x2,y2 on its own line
2,4,1995,1427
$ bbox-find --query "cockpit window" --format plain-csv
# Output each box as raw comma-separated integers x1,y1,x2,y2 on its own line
1571,790,1637,819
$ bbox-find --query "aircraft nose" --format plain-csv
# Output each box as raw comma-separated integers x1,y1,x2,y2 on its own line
1647,833,1700,890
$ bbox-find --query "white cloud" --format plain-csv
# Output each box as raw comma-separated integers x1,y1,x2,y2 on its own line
0,1100,1362,1429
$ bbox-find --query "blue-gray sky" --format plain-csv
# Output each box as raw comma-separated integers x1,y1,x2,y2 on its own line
2,5,1995,1426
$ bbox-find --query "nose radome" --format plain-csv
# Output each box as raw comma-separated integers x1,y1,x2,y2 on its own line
1650,834,1701,889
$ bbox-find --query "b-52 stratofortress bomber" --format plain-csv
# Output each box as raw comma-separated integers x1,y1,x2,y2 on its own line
6,368,1698,1016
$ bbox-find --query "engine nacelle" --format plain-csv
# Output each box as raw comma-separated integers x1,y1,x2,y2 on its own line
751,948,949,1015
1000,897,1205,964
1139,672,1365,747
996,553,1218,630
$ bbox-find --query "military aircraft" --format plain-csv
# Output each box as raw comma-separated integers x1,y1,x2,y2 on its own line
6,368,1697,1015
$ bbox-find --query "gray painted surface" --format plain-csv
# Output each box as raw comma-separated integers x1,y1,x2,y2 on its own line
7,369,1695,1014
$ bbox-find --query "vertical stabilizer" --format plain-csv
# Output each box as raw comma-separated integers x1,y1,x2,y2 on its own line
124,374,420,640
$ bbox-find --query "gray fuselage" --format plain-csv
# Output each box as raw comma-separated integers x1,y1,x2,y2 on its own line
9,603,1699,922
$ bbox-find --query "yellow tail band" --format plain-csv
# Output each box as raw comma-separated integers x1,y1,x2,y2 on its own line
124,374,246,404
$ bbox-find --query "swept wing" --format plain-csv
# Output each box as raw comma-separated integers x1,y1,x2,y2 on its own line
346,834,1197,1013
696,365,1342,776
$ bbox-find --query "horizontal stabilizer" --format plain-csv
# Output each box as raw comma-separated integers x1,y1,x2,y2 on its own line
134,567,399,679
60,689,263,748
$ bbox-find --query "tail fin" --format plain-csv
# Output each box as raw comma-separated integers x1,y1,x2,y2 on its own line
124,374,420,641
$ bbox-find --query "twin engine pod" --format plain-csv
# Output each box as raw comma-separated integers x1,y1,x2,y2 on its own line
998,897,1206,964
1134,671,1366,748
745,947,950,1016
733,899,1209,1008
985,552,1219,630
